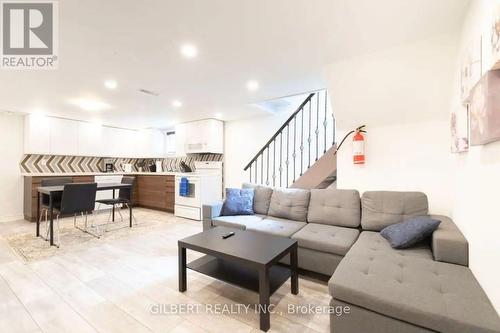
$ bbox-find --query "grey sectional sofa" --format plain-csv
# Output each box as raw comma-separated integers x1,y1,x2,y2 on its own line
202,185,500,333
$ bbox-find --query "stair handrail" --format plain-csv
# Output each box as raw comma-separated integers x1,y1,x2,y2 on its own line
243,92,316,171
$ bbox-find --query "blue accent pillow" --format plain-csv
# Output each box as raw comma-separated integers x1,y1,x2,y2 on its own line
221,188,255,216
380,216,441,249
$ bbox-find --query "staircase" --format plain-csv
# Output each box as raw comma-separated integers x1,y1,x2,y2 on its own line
244,90,336,189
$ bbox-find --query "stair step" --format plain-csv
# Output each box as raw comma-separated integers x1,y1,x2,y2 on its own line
316,175,337,189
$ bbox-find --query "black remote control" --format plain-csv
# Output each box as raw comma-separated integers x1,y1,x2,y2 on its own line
222,232,235,239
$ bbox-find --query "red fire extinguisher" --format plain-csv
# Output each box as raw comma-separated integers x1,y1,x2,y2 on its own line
353,129,365,165
334,125,366,165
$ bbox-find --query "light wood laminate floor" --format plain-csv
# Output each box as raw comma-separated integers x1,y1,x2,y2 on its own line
0,208,330,333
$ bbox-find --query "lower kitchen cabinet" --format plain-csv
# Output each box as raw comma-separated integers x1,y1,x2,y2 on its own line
135,175,175,212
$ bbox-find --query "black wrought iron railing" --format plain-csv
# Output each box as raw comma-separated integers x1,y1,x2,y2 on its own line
244,90,335,187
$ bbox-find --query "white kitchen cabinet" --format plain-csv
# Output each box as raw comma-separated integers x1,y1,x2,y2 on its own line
24,115,166,158
135,129,165,158
204,119,224,153
150,129,165,157
24,115,79,156
100,127,114,157
77,122,104,156
120,129,137,157
103,127,136,158
24,114,51,154
145,129,165,158
135,130,148,158
175,119,223,154
175,123,187,156
50,118,79,156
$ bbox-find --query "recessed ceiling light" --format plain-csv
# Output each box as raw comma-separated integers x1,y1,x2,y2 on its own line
104,80,117,90
246,80,259,91
70,98,111,112
172,100,183,108
180,44,198,58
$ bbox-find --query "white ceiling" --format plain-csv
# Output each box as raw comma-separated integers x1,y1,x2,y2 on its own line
0,0,469,129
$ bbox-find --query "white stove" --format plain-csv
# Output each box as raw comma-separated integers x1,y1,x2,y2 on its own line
174,161,222,221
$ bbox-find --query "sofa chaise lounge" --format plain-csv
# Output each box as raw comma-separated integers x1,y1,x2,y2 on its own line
202,185,500,333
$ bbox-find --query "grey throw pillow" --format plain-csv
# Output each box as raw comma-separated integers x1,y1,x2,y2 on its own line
380,216,441,249
221,188,255,216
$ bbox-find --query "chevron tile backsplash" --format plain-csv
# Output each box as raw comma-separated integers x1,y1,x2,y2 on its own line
20,154,223,174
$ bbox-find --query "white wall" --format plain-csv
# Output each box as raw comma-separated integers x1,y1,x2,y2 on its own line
450,0,500,312
224,111,294,188
326,34,459,215
326,34,459,130
325,0,500,312
0,113,24,222
336,120,454,215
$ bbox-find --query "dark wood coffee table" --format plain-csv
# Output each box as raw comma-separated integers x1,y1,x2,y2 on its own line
178,226,299,331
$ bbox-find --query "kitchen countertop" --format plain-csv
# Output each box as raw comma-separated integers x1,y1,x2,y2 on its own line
21,171,218,177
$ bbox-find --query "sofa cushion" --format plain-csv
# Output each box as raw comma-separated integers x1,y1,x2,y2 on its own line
246,216,306,237
307,189,361,227
380,216,441,249
268,188,310,222
329,231,500,333
221,188,254,216
242,183,273,215
361,191,428,231
212,214,266,230
292,223,359,256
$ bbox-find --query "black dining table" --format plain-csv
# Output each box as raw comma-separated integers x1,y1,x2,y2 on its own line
37,182,133,246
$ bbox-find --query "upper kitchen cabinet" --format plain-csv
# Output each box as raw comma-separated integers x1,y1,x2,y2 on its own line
23,114,166,158
174,122,187,155
77,122,104,156
175,119,223,154
136,129,165,158
24,114,51,154
149,129,166,157
102,126,134,158
103,128,165,158
24,115,79,155
50,118,79,155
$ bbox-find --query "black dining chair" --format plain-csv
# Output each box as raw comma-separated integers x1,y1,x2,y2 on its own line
52,182,98,246
39,177,73,241
95,176,136,231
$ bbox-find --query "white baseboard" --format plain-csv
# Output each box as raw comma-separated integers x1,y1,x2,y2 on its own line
0,214,25,223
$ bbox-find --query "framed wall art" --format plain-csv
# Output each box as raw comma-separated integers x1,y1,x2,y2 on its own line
460,37,483,104
469,70,500,146
491,4,500,69
451,105,469,153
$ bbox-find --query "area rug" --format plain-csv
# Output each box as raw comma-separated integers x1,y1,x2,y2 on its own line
6,215,164,263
